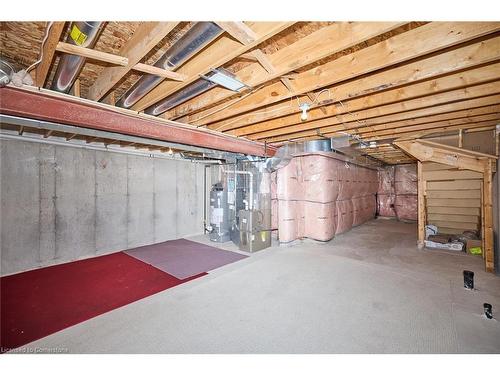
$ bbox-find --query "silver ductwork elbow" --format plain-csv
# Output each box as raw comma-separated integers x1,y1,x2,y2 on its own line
50,22,104,93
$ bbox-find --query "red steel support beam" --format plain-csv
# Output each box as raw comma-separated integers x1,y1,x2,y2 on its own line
0,87,275,157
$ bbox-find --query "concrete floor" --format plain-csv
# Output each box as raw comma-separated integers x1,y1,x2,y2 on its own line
15,219,500,353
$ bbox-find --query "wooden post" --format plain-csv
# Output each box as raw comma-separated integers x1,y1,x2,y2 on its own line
71,78,81,98
417,161,426,248
458,129,463,148
483,159,494,272
496,126,499,156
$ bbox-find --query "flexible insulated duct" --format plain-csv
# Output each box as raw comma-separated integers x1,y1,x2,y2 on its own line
116,22,223,109
51,22,104,93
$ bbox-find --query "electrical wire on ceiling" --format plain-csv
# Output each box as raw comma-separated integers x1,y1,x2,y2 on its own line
26,21,54,73
10,21,54,88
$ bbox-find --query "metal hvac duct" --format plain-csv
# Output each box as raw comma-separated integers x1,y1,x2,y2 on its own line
116,22,223,109
51,22,104,93
144,79,215,116
265,140,333,171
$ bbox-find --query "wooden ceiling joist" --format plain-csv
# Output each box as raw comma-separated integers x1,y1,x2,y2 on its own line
363,121,498,142
215,22,257,45
187,23,500,129
205,35,500,133
250,80,500,143
359,118,500,141
56,41,129,66
247,70,500,141
347,105,500,137
163,22,407,121
34,22,66,87
56,36,187,88
88,22,180,101
4,21,500,164
131,22,295,111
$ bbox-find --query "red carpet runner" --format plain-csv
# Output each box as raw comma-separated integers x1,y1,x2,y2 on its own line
1,252,205,352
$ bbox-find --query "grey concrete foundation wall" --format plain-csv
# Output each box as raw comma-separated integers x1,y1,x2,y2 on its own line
0,138,205,276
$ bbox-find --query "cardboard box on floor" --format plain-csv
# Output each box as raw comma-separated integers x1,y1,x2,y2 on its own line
466,239,482,255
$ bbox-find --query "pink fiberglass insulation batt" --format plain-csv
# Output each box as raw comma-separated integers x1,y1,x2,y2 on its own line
378,165,395,195
394,164,418,195
377,194,397,217
394,195,418,221
276,153,378,243
376,164,417,219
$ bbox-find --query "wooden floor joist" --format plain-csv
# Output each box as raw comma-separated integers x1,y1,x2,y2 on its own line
191,23,500,130
157,22,406,118
131,22,296,111
3,21,500,164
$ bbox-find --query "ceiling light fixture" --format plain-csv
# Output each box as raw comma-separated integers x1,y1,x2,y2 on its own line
369,141,377,148
299,103,310,121
201,68,248,92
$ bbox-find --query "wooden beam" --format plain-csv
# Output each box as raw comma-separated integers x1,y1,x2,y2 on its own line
71,78,81,97
131,22,296,111
43,130,54,138
234,62,500,138
314,100,500,141
215,22,257,44
56,42,129,66
88,22,179,101
358,118,500,142
458,129,463,148
420,139,498,159
483,159,494,272
132,63,187,81
394,139,495,173
35,22,66,87
346,105,500,137
165,22,407,120
418,160,426,248
238,52,259,62
102,92,116,106
190,23,500,128
307,92,327,115
249,49,295,92
249,78,500,142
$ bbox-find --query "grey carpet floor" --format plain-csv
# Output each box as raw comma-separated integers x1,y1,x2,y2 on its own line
14,219,500,353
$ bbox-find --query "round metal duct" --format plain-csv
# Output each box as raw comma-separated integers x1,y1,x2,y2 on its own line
0,59,14,87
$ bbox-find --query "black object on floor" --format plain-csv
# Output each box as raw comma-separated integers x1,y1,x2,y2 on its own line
484,303,493,319
463,270,474,290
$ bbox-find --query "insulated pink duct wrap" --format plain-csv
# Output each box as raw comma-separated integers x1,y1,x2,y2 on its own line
394,164,418,195
394,195,418,221
376,164,417,220
276,153,377,243
377,194,396,217
378,166,395,195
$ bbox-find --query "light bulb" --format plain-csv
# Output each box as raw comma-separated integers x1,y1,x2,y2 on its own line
168,148,173,155
299,103,310,121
